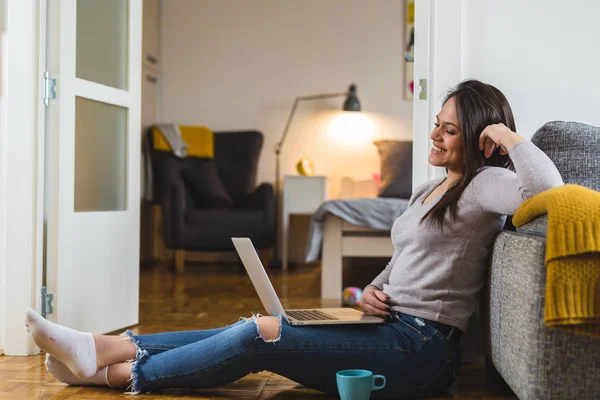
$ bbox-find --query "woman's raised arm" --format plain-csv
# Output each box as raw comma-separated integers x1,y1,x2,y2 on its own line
474,125,563,215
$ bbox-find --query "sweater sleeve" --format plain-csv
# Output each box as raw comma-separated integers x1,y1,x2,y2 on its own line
473,141,564,215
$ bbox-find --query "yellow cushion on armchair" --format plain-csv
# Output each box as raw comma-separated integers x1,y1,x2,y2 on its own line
152,125,214,158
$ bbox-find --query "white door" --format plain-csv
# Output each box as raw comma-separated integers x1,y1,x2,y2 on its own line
44,0,142,333
412,0,466,188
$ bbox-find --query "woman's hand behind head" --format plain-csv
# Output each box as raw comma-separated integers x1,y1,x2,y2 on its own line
479,123,526,158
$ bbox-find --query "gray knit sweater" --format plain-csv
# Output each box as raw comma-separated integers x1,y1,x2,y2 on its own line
369,141,564,332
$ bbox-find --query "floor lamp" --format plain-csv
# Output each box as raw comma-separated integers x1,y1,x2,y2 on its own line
271,84,361,267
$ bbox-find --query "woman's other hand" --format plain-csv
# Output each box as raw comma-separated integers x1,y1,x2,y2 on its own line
479,123,526,158
360,286,393,321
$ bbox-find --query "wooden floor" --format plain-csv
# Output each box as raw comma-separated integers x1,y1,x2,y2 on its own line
0,259,517,399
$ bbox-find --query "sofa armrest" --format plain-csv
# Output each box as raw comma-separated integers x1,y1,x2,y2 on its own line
236,183,274,223
487,229,600,399
515,215,548,237
487,230,548,395
161,181,187,249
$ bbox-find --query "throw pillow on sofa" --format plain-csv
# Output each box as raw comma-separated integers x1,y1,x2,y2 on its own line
374,139,413,198
182,161,234,207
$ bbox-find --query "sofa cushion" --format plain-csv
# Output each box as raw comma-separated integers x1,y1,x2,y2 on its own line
374,140,413,199
181,161,234,208
185,208,262,225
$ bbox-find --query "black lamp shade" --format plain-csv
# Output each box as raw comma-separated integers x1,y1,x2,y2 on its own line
343,84,361,111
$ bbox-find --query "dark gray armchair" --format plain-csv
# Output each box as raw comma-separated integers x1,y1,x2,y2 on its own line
148,130,275,273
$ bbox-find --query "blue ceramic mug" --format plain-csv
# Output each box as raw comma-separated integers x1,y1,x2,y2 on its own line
336,369,386,400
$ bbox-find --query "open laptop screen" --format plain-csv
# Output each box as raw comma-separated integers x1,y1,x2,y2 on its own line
232,238,290,324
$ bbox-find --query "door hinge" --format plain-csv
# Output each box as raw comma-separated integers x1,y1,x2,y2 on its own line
418,79,427,100
41,286,54,318
43,71,56,106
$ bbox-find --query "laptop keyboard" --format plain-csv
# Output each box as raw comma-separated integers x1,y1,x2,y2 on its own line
287,310,339,321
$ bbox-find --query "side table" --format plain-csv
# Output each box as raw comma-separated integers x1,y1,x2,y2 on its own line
282,175,327,271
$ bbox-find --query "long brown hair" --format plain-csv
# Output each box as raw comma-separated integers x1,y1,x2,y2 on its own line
420,80,516,229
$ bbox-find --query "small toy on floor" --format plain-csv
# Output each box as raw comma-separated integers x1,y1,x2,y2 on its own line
342,287,363,306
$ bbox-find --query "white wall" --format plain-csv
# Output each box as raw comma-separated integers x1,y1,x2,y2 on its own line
159,0,413,198
463,0,600,138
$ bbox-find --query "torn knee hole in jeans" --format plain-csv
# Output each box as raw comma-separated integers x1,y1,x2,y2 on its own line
244,312,262,323
253,315,282,343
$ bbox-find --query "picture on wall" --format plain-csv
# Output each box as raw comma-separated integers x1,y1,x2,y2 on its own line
404,0,415,100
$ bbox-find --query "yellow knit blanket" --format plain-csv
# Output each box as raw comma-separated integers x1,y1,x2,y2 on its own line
513,184,600,338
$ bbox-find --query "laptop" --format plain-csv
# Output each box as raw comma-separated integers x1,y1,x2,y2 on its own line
232,237,385,326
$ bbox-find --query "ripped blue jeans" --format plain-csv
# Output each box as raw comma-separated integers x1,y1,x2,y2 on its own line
124,313,461,399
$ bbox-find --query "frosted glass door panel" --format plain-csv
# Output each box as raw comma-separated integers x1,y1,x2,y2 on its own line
76,0,128,89
75,97,128,212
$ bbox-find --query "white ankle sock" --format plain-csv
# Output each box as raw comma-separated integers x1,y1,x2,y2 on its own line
45,354,111,387
25,308,97,378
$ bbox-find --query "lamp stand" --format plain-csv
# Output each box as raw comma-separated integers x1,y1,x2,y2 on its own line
270,91,351,269
269,149,283,268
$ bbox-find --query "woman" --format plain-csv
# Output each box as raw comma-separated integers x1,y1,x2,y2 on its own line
25,80,563,398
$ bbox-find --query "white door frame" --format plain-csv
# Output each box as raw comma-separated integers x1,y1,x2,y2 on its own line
45,0,142,334
412,0,466,188
1,0,144,355
0,0,44,356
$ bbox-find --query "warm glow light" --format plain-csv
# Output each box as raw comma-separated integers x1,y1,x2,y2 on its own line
327,112,375,148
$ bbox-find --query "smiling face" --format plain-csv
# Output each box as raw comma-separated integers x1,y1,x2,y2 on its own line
428,97,464,173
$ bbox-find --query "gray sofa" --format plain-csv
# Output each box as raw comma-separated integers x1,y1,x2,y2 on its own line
486,122,600,399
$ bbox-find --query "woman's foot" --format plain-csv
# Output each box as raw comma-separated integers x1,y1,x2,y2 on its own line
25,308,97,377
46,354,131,389
45,354,109,386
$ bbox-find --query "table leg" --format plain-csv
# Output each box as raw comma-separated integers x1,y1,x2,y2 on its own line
322,215,342,300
